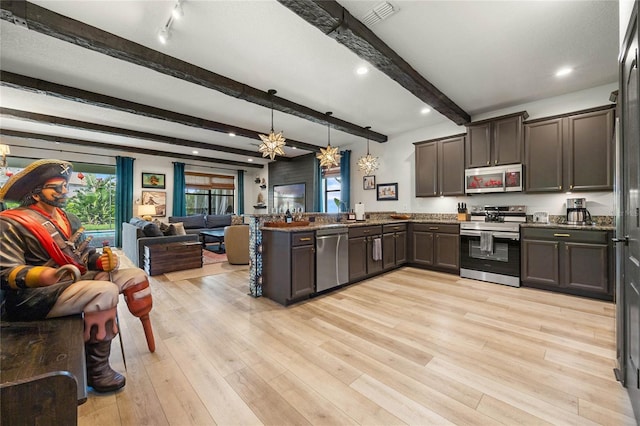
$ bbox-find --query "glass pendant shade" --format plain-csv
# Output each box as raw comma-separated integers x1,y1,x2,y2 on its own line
316,112,341,168
357,127,379,174
258,89,286,160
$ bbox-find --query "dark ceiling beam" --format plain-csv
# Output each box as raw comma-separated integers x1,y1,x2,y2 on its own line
0,107,291,161
0,1,387,142
0,129,264,169
277,0,471,126
0,72,318,153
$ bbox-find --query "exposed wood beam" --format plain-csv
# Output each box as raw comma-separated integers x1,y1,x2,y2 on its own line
0,1,388,142
0,129,264,169
0,107,291,161
277,0,471,126
0,72,318,153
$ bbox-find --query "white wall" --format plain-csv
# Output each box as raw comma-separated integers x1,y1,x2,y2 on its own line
347,83,618,216
620,1,636,43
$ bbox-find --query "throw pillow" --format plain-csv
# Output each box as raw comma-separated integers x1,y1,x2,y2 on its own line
142,221,163,237
153,219,170,234
163,224,175,235
172,222,187,235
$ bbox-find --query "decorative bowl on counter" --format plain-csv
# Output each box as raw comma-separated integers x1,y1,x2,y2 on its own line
389,214,411,220
263,221,311,228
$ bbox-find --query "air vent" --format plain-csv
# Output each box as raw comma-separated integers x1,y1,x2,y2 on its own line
362,1,397,26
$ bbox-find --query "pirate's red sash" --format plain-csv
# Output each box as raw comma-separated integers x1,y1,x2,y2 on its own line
1,208,87,274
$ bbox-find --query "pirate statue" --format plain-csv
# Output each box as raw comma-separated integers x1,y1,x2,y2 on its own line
0,159,155,393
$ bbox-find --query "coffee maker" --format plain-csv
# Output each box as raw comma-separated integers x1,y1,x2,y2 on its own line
566,198,591,225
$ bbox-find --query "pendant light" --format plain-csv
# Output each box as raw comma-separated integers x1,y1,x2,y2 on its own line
258,89,286,160
316,111,341,168
357,126,379,175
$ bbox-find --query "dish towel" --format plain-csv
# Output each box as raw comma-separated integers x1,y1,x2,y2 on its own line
372,237,382,261
480,231,494,254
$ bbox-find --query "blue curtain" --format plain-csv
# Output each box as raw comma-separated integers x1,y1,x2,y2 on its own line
115,156,134,248
314,158,323,212
237,170,244,215
340,150,351,211
173,162,186,216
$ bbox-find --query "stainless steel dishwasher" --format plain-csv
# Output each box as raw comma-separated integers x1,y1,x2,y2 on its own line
315,226,349,292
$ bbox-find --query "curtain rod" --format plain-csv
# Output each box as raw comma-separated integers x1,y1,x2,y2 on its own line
6,153,114,167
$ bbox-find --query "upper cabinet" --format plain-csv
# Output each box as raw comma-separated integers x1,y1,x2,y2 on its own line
524,106,615,193
465,111,528,168
415,134,465,197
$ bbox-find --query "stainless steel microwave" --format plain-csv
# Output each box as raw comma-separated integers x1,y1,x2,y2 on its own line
465,164,523,194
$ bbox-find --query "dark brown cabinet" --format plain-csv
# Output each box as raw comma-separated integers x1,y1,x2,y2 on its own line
415,134,465,197
348,225,383,282
465,112,527,168
409,223,459,273
382,223,407,270
521,227,613,300
524,106,615,192
262,230,315,305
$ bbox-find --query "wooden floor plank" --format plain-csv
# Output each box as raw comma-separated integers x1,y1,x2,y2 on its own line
77,255,635,425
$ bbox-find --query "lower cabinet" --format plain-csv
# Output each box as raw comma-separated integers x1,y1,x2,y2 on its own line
262,230,315,305
521,227,613,300
349,225,383,282
382,223,407,270
409,223,459,273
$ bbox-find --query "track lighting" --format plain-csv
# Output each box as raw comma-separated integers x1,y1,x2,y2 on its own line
172,1,184,19
157,0,184,45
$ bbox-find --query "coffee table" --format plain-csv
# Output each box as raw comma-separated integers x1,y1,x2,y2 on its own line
199,229,225,253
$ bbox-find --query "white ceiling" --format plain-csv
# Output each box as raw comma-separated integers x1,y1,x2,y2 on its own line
0,0,619,168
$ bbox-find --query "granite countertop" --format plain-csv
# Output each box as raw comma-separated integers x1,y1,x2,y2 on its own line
520,223,614,231
261,219,614,232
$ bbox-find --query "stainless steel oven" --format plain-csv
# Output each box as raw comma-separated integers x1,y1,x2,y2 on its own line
460,206,525,287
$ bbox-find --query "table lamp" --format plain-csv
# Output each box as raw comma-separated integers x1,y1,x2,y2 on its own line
138,205,156,221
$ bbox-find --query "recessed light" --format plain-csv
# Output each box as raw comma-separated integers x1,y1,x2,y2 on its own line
356,66,369,75
555,67,573,77
420,107,431,115
248,158,253,162
291,146,297,150
229,132,235,137
192,150,198,154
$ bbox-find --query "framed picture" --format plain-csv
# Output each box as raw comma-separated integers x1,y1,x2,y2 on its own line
141,191,166,217
142,173,166,189
363,175,375,190
376,182,398,201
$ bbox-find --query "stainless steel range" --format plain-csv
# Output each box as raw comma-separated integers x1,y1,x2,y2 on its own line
459,205,526,287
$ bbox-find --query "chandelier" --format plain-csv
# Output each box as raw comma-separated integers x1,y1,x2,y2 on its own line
258,89,286,161
357,126,379,174
316,112,341,168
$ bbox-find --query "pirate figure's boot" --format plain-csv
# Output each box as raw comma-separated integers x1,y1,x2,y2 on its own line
84,307,125,392
122,279,155,352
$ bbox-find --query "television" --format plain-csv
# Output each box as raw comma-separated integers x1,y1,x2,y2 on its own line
273,183,305,213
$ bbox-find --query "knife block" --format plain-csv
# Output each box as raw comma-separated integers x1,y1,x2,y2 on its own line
457,213,470,221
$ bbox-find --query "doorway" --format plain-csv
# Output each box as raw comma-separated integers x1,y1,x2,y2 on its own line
617,3,639,420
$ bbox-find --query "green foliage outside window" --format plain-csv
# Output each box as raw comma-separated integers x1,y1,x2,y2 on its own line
65,174,115,229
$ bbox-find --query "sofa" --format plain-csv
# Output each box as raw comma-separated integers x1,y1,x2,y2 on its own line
168,214,233,244
122,219,199,267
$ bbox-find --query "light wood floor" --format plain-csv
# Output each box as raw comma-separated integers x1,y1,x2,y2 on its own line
78,263,636,425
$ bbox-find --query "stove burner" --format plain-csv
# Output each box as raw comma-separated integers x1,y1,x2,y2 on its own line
485,211,504,222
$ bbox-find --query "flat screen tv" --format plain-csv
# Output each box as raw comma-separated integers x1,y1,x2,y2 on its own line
273,183,305,213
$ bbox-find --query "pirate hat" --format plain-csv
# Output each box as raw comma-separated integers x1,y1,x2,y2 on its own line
0,159,73,202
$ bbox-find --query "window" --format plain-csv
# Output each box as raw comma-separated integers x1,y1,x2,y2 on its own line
185,172,234,215
321,165,342,213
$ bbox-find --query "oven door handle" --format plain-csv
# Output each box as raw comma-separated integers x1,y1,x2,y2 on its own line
460,230,520,240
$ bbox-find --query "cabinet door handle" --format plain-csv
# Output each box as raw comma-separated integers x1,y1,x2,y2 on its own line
429,227,439,230
363,230,370,233
553,233,571,237
299,237,311,241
